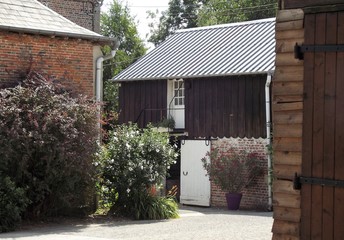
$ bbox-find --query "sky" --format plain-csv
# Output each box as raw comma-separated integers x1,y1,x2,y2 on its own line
101,0,169,48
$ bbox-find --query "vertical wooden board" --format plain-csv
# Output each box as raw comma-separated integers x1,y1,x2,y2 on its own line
217,77,225,138
238,76,246,138
210,79,218,137
230,77,239,137
198,79,206,138
223,76,231,137
139,81,146,127
259,76,267,138
301,13,315,240
124,82,131,123
187,79,193,136
144,81,152,125
133,82,141,124
252,76,261,138
311,13,326,240
322,12,337,240
128,81,135,122
245,76,253,138
118,83,124,123
334,11,344,240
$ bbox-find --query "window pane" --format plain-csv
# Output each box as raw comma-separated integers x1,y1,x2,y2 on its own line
175,99,178,105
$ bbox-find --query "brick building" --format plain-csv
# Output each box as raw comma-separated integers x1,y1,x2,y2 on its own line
37,0,102,33
0,0,116,98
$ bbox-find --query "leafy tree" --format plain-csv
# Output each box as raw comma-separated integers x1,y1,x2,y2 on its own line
148,0,277,45
101,0,146,115
148,0,206,46
198,0,277,26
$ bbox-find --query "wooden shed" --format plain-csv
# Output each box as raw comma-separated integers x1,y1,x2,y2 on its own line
272,0,344,239
114,19,276,209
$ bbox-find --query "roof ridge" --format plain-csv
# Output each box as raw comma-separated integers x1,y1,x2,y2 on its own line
176,17,276,33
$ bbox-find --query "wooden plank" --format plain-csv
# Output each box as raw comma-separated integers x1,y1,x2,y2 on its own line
272,220,300,236
274,151,302,166
334,11,344,240
274,124,302,138
274,206,301,222
322,12,337,240
273,180,300,195
273,102,303,112
245,77,253,138
198,78,206,138
275,53,304,66
274,66,304,82
273,111,303,124
310,13,326,240
283,0,344,9
277,9,304,22
224,76,231,137
275,29,304,40
273,82,303,96
274,164,302,180
273,193,301,209
230,77,239,137
238,76,246,138
273,95,303,103
272,233,300,240
274,137,302,152
301,13,315,240
276,39,304,53
217,78,224,138
276,20,304,31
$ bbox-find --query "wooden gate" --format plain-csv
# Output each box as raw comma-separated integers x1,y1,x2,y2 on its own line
299,11,344,239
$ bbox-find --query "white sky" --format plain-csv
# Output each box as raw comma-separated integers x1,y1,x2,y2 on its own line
101,0,169,49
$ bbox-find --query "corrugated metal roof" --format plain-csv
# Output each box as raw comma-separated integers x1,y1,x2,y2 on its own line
0,0,113,42
113,18,275,82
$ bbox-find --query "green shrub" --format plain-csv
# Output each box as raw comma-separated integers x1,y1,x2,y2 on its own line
0,176,30,232
0,71,99,219
131,189,179,220
99,123,178,218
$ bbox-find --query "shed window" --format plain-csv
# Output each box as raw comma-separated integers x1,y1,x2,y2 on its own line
173,80,184,106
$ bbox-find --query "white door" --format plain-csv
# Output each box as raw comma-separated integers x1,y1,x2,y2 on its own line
167,79,185,129
180,140,211,206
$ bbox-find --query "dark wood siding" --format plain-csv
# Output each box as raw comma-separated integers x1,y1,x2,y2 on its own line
118,80,167,127
282,0,344,10
301,11,344,240
185,75,267,139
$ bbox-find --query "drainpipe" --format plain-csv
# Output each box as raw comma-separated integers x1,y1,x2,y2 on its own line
95,39,120,137
96,39,120,103
265,70,273,211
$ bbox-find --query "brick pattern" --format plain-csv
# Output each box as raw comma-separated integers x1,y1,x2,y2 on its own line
211,138,269,210
37,0,101,33
0,32,95,97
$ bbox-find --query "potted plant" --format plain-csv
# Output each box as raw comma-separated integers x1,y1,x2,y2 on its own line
152,117,175,132
201,147,264,210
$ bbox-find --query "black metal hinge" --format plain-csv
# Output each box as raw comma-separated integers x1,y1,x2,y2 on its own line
293,173,344,190
294,43,344,60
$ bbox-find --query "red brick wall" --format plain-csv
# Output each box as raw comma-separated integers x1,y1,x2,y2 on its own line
0,32,95,97
37,0,101,33
211,138,269,210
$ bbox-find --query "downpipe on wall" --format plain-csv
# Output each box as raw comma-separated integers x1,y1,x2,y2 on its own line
265,70,273,211
95,39,120,131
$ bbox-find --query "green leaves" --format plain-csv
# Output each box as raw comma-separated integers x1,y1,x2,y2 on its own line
0,71,99,221
98,123,178,218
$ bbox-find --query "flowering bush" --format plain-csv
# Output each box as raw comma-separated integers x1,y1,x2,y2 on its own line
0,71,99,220
201,147,264,193
98,123,178,219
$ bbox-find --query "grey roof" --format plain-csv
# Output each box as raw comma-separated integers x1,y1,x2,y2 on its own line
0,0,113,43
114,18,275,82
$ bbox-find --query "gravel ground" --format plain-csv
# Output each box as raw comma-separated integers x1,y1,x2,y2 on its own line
0,206,273,240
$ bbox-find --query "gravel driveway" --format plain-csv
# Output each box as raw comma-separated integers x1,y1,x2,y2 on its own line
0,206,273,240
